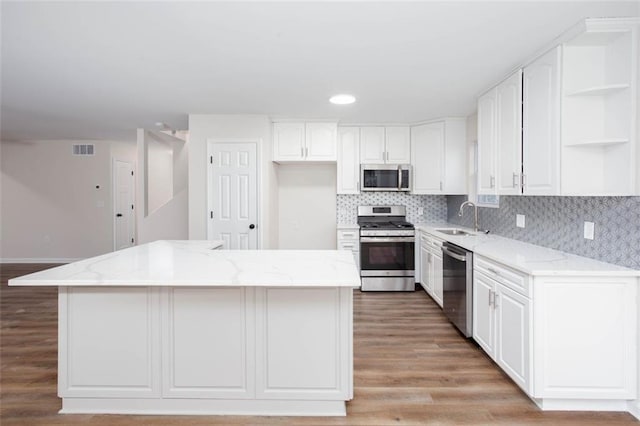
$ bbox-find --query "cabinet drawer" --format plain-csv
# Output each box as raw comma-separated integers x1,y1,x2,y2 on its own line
420,233,431,245
337,229,359,241
474,256,530,297
337,240,359,251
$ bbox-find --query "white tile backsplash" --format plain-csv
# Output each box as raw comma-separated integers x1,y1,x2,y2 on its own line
337,193,447,224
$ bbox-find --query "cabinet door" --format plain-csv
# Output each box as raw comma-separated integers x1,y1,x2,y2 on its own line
273,122,305,161
161,288,255,399
420,246,432,294
432,251,443,308
473,272,496,357
496,70,523,195
337,127,360,194
523,46,560,195
306,122,337,161
58,287,162,398
360,127,386,163
477,89,497,195
411,123,444,194
385,126,411,164
495,284,531,394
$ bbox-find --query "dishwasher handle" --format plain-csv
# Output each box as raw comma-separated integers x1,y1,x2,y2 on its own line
442,247,468,262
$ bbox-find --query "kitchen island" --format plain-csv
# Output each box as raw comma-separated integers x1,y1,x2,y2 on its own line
8,240,361,416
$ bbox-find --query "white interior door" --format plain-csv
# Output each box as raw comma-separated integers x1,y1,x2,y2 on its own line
208,142,258,249
113,159,135,250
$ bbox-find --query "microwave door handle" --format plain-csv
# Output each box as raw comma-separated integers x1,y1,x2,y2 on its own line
398,165,402,190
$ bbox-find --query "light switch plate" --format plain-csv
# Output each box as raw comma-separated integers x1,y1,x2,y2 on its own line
516,214,525,228
584,221,595,240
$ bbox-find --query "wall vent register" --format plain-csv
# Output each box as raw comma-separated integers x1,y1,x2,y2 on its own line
72,144,95,156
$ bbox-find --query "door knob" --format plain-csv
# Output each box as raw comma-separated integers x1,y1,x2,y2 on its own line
116,213,123,217
249,224,255,229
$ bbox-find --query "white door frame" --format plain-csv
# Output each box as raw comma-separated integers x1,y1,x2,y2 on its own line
112,158,136,251
207,139,263,249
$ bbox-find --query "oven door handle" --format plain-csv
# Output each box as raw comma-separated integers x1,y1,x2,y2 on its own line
360,237,415,243
442,247,468,262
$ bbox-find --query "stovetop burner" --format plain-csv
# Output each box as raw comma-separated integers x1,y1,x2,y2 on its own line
359,221,414,230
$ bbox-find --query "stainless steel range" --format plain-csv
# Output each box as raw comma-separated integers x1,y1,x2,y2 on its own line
357,205,415,292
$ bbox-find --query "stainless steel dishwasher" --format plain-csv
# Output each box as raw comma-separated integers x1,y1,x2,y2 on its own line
441,241,473,337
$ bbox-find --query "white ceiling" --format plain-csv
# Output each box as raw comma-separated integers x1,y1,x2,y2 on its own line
1,1,638,141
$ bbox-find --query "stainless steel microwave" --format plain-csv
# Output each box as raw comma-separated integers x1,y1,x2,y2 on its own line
360,164,412,192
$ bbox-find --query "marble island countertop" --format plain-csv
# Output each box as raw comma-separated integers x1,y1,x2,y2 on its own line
9,240,362,287
415,223,640,277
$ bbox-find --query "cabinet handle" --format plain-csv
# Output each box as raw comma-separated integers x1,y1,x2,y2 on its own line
490,175,495,188
513,173,519,188
342,244,354,249
305,147,309,157
522,174,526,189
488,290,493,307
494,292,499,308
487,267,500,276
439,181,443,191
301,147,304,158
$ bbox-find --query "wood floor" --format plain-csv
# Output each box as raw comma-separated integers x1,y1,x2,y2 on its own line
1,264,637,425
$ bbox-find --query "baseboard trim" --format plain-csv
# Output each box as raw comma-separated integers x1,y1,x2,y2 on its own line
628,401,640,421
0,258,81,264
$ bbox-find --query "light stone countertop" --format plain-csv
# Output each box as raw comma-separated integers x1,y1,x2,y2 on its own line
416,223,640,277
9,240,362,287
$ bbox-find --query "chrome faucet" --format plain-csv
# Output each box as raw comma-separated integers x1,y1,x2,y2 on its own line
458,201,480,232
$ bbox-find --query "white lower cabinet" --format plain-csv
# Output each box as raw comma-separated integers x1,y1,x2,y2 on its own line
418,230,443,308
495,284,531,393
473,254,637,409
474,269,532,393
473,271,497,357
161,287,255,398
337,228,360,269
59,286,353,411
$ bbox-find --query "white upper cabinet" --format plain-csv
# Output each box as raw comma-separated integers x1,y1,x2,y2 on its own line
477,69,522,196
478,18,639,197
360,126,410,164
411,118,466,194
523,46,561,195
385,127,411,164
273,122,337,163
560,19,638,195
273,122,306,162
360,127,386,163
477,88,498,195
337,127,360,194
306,123,337,161
496,70,523,195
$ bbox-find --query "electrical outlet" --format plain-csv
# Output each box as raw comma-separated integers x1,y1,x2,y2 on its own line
584,221,595,240
418,207,424,216
516,214,525,228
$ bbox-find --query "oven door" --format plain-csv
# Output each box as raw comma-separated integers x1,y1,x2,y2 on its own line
360,236,415,276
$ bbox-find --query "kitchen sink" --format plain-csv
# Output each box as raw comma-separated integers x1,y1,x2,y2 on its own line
435,228,472,236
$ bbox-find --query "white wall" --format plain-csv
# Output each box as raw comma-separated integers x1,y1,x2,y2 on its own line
136,130,189,245
0,139,136,261
277,164,336,249
146,138,174,214
188,115,278,248
465,112,478,201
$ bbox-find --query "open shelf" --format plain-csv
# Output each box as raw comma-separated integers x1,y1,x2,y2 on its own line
564,138,629,148
566,84,630,97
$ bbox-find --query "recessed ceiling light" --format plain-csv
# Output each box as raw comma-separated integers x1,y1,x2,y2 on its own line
329,94,356,105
